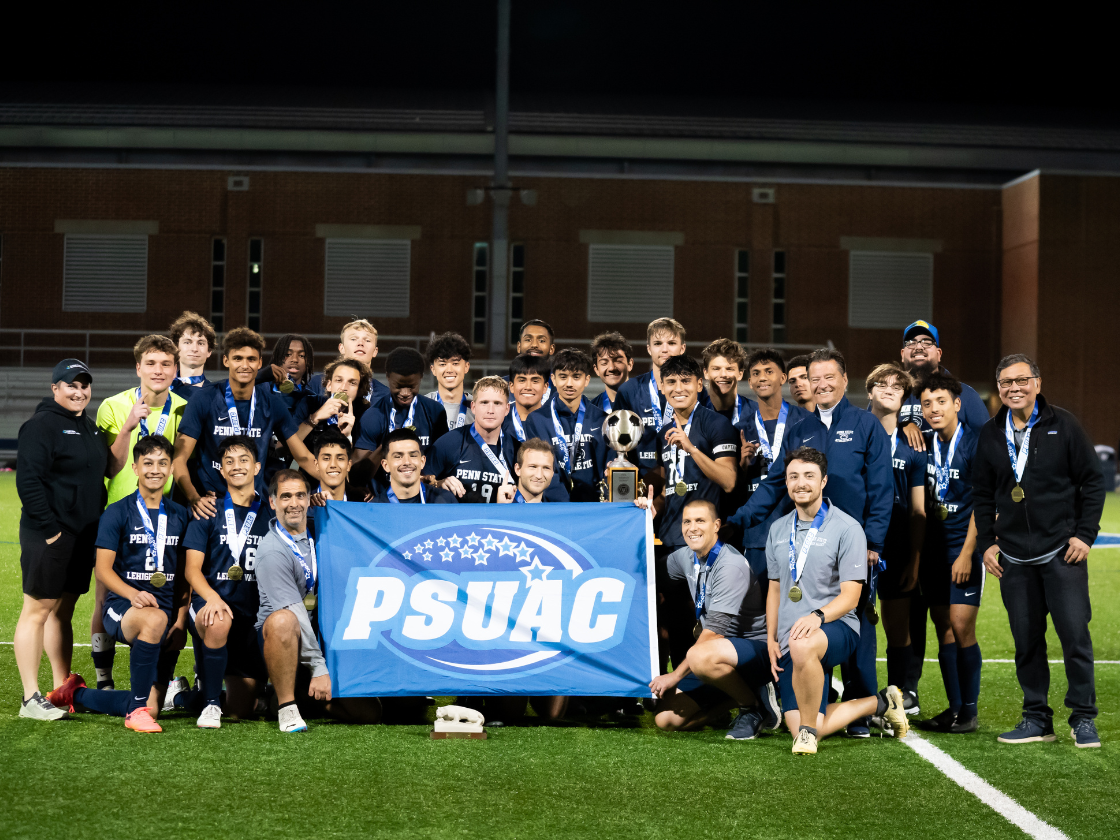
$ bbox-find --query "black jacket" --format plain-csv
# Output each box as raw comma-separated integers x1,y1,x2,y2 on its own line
16,397,108,538
972,395,1104,559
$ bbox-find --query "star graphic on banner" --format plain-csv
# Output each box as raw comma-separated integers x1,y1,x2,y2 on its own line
481,534,499,552
440,548,454,562
496,536,517,557
474,550,490,565
436,537,447,547
520,558,553,583
402,550,412,560
424,540,434,549
466,532,481,547
513,541,533,563
448,534,463,549
423,552,433,562
413,544,424,555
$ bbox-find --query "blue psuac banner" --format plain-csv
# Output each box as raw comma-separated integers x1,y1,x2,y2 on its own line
313,502,658,697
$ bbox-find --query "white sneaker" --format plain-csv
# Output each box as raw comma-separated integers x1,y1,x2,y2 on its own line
163,676,191,712
278,704,307,733
19,692,68,721
792,728,818,755
197,703,223,729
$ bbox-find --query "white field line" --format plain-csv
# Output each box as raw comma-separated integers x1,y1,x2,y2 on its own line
902,731,1070,840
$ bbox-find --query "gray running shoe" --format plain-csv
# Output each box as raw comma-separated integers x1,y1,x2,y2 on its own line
725,708,764,740
19,692,68,721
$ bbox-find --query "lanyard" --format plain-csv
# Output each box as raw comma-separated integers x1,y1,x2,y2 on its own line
693,540,724,620
668,404,698,488
318,483,346,501
789,501,828,584
135,388,172,438
933,423,964,503
890,427,898,459
542,383,552,404
440,395,471,429
224,493,260,563
470,426,513,484
510,407,527,442
224,381,256,437
390,398,417,432
174,373,205,388
513,490,526,503
648,376,667,432
272,520,316,593
732,395,745,426
1004,402,1039,483
550,398,586,472
135,492,167,573
387,484,426,504
600,393,612,412
754,401,789,469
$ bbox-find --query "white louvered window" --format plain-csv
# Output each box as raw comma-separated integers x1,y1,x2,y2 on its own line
63,234,148,312
847,251,933,329
587,244,674,322
324,239,411,318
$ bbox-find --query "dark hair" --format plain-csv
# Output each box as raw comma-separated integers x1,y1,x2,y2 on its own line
384,427,423,451
996,353,1040,380
312,428,353,458
269,468,309,498
323,356,372,411
268,334,315,387
589,331,633,362
425,332,472,366
222,327,266,357
133,434,173,462
808,348,846,376
516,437,554,467
746,348,786,375
509,353,550,379
918,371,963,399
660,354,704,381
701,338,746,371
519,319,555,340
784,445,828,475
168,311,216,350
217,434,258,464
787,354,811,373
550,348,594,377
385,347,426,377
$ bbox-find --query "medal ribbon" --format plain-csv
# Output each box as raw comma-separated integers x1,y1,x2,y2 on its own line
135,387,173,438
753,401,789,469
550,398,586,472
693,539,724,621
1004,402,1040,484
224,493,260,564
513,490,526,503
135,492,167,574
890,427,898,458
389,398,417,432
648,377,666,432
470,426,513,485
788,501,829,585
174,373,205,388
600,393,612,412
387,484,426,504
224,381,257,437
933,422,964,505
510,408,527,442
668,404,698,490
271,520,316,594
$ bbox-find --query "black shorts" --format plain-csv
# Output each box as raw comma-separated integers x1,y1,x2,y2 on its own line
189,605,268,681
19,526,96,599
878,550,918,600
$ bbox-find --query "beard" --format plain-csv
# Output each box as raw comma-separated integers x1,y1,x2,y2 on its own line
907,358,936,376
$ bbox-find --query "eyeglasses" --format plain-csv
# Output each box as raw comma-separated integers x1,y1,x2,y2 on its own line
903,338,936,350
997,376,1038,390
871,382,904,393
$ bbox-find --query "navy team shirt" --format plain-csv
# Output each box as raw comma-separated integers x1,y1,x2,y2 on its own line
424,425,520,504
900,366,989,436
355,393,449,454
885,429,927,566
655,404,739,548
525,396,610,503
590,390,614,413
614,371,671,474
96,494,190,613
182,495,270,619
171,375,208,403
179,381,299,496
372,485,459,504
923,425,979,560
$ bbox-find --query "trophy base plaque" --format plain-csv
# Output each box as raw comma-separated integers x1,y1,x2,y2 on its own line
607,461,640,502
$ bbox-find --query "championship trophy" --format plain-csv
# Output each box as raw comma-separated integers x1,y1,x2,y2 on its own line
599,409,645,502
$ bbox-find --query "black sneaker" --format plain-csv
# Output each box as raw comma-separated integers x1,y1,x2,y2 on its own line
950,714,979,734
997,717,1056,744
903,689,920,716
758,682,781,731
725,708,763,741
1071,718,1101,748
846,717,871,738
917,708,958,732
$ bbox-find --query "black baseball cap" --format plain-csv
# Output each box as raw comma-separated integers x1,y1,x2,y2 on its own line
52,358,93,384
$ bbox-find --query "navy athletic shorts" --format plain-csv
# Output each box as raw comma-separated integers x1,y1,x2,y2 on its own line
920,549,984,607
776,620,858,716
678,636,771,712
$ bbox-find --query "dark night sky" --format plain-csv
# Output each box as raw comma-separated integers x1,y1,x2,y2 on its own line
2,2,1113,125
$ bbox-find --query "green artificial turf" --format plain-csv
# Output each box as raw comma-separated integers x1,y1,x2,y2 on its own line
1,473,1118,839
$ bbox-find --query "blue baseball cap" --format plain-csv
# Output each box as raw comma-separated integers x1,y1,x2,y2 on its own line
902,320,939,346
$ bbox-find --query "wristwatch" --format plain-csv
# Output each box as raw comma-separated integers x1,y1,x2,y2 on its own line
811,609,825,623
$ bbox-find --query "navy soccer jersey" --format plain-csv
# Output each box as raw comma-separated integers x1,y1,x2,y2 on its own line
355,393,449,454
923,425,979,558
590,389,615,413
170,374,208,403
900,367,989,436
711,393,758,428
182,495,270,619
885,429,927,564
372,485,459,504
655,404,739,548
502,405,543,443
424,425,519,504
179,381,299,496
525,396,610,503
95,494,190,612
614,371,670,473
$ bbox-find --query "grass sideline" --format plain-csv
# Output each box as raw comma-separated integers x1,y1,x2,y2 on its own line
0,472,1118,839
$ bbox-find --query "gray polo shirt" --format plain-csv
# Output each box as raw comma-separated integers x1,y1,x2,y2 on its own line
766,501,867,656
254,521,327,678
666,542,767,641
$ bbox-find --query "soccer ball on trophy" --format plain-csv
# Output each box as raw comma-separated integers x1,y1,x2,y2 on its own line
600,410,644,502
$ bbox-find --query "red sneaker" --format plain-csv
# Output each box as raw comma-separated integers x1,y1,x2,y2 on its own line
47,673,86,711
125,707,162,733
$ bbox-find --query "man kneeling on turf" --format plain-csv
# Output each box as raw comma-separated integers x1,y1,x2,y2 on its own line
767,447,909,755
649,499,779,739
255,469,380,731
50,436,189,733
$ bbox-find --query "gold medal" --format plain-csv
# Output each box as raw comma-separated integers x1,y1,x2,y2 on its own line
227,564,244,582
278,378,295,394
675,481,687,496
404,425,417,432
149,571,167,588
867,606,880,626
1011,484,1025,503
693,621,703,641
333,391,349,404
937,505,949,520
303,592,317,611
788,584,802,602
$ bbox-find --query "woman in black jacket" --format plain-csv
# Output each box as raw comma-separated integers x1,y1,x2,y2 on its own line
13,359,108,720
